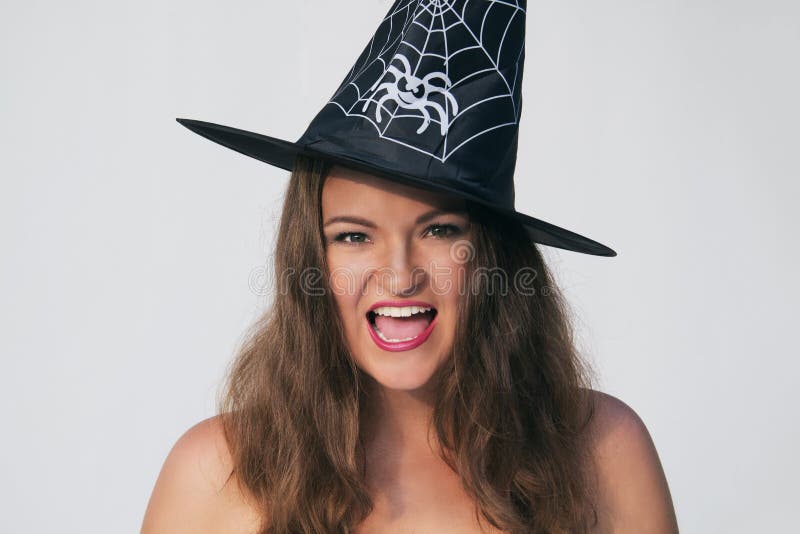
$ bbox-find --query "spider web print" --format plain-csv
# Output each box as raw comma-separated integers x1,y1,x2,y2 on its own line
327,0,526,163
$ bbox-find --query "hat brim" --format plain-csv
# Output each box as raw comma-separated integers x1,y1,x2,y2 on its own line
176,118,616,257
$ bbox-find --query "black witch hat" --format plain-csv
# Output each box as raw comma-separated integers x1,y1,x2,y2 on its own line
177,0,616,257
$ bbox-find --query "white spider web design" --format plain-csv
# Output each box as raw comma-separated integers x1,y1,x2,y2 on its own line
327,0,526,163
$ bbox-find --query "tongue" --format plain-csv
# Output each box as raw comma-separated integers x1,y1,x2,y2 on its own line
374,314,431,340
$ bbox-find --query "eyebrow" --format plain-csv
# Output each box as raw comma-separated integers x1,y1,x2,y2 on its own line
323,208,468,229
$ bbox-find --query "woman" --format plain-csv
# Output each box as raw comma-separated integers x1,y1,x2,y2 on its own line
141,157,678,533
143,1,678,531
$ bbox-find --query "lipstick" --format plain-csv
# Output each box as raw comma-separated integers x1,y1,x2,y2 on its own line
365,300,438,352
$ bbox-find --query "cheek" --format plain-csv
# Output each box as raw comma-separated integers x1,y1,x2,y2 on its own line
327,287,362,359
327,251,371,297
326,251,370,335
428,249,469,298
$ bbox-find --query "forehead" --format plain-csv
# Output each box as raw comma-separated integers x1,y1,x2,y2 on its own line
322,164,466,214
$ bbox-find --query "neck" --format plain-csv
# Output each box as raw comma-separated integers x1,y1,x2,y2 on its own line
360,377,441,461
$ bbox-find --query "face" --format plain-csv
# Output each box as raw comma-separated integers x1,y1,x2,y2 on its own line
322,165,472,394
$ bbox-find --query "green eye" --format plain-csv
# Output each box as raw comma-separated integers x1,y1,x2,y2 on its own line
333,232,369,244
426,223,462,238
330,223,462,245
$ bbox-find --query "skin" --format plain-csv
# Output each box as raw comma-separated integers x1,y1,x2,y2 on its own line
140,165,679,533
322,165,497,532
321,165,470,400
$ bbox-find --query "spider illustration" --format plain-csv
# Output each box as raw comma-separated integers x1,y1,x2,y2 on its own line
362,53,459,136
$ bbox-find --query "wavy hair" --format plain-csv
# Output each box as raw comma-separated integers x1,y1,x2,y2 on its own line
217,154,601,533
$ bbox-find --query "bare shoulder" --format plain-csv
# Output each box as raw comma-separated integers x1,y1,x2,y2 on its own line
140,415,262,534
585,389,680,534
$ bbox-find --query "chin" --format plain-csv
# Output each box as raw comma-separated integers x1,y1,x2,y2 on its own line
357,343,448,393
345,310,455,394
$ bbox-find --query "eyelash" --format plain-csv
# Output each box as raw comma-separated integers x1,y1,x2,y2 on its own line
331,222,463,245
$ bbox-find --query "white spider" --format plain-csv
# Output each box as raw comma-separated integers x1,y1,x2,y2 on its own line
362,53,459,136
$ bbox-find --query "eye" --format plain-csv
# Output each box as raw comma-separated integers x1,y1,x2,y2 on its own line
424,222,463,239
331,231,371,245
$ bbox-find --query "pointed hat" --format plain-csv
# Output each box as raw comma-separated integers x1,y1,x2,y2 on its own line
177,0,616,257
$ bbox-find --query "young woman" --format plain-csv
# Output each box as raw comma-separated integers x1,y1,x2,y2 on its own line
143,1,679,530
141,157,679,533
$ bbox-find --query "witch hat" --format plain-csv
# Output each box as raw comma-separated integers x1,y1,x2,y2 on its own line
177,0,616,257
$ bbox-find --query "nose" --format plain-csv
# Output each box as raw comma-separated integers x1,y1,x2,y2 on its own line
386,243,426,298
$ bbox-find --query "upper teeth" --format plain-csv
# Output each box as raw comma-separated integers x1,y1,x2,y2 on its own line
372,306,432,317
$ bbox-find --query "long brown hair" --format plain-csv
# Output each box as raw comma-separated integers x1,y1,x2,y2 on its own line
217,154,601,533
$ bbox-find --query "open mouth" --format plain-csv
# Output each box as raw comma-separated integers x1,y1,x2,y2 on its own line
366,306,438,343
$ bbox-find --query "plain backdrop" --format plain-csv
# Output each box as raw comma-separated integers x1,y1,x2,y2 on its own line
2,1,798,532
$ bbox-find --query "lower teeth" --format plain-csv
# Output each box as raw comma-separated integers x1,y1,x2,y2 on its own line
373,325,417,343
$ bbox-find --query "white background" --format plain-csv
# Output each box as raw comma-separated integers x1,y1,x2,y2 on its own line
2,1,798,532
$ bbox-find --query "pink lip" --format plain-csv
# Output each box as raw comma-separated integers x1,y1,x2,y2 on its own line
365,300,438,352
